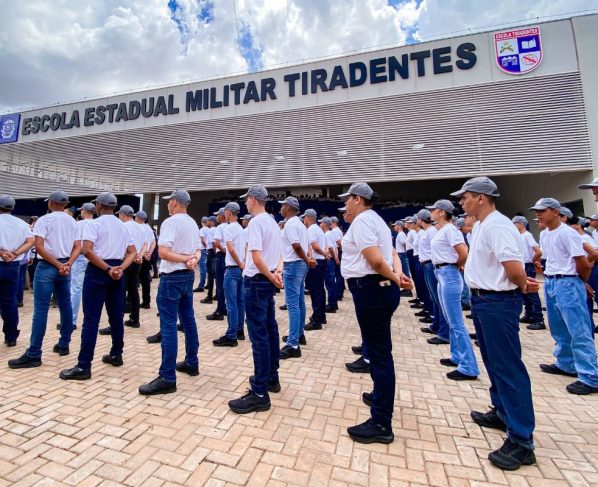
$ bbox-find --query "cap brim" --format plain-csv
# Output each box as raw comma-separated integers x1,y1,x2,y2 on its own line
337,192,351,199
449,189,466,197
425,205,436,210
239,192,249,199
161,195,173,200
528,205,548,211
578,183,598,189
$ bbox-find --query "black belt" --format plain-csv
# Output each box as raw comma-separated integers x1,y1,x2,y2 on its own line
160,269,193,276
470,288,521,296
347,274,389,287
434,263,457,269
245,273,275,281
420,260,432,265
545,274,578,279
226,265,239,269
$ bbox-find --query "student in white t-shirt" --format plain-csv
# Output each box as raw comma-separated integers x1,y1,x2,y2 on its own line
135,210,156,309
229,185,282,415
320,216,339,313
393,220,411,280
9,191,80,370
201,216,217,304
194,216,209,292
302,209,328,329
209,208,228,320
139,190,201,396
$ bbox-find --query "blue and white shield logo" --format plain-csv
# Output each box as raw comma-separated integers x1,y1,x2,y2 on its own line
0,113,20,144
494,26,542,75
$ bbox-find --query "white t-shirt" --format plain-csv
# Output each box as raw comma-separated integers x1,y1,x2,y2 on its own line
0,214,33,262
224,222,247,267
199,226,207,250
34,211,78,260
205,227,215,250
76,219,94,241
331,227,343,246
418,226,437,262
341,209,393,279
395,232,407,253
519,231,539,264
125,220,147,254
325,230,337,257
158,213,201,274
431,223,464,265
83,214,134,260
213,223,228,254
281,216,308,263
582,233,598,255
592,229,598,247
307,224,327,260
542,223,585,276
405,229,416,251
465,210,523,291
243,212,282,278
142,223,155,251
412,230,422,256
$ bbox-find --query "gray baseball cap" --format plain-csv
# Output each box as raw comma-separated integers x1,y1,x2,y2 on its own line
278,196,300,210
240,184,269,201
208,216,217,223
528,198,561,211
455,218,465,229
450,177,501,198
213,207,225,216
331,216,339,223
45,191,69,204
511,216,528,225
426,199,455,213
78,202,96,212
0,194,15,210
338,182,374,200
91,192,118,206
224,202,241,214
241,214,252,220
135,210,148,220
116,205,135,216
578,217,588,227
393,220,404,226
300,208,318,220
416,209,433,222
318,217,332,225
560,207,573,218
589,214,598,221
163,190,191,205
578,177,598,189
201,216,208,222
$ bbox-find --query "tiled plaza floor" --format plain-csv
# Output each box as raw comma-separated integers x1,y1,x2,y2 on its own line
1,281,597,487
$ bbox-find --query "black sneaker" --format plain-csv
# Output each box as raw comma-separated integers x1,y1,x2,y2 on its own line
488,438,536,471
470,408,507,432
465,314,474,319
56,323,77,330
60,366,91,381
213,335,238,347
440,358,458,367
519,316,534,324
237,331,245,340
461,304,471,311
415,310,429,317
540,363,577,377
177,323,183,332
140,304,151,309
8,353,41,369
280,345,301,359
469,333,477,339
345,357,370,373
304,322,323,331
102,355,123,367
139,377,177,395
351,345,363,355
400,290,413,297
228,389,271,414
4,339,17,347
419,317,433,324
125,319,140,328
176,361,199,376
249,375,281,393
427,336,449,345
362,391,373,407
53,344,70,356
527,322,546,330
193,287,204,293
325,306,337,313
410,303,424,309
447,370,477,381
200,297,213,304
282,334,307,346
408,298,420,304
566,380,598,395
420,327,435,334
99,327,112,335
206,312,224,321
279,304,287,311
146,332,161,344
347,419,394,444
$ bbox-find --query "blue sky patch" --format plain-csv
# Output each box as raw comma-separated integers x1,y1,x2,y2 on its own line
238,23,263,72
198,1,214,24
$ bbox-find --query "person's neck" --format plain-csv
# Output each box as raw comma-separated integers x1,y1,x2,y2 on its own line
98,209,114,217
435,220,448,229
252,206,266,216
171,208,187,216
477,205,496,223
227,217,238,224
353,206,369,218
547,220,561,231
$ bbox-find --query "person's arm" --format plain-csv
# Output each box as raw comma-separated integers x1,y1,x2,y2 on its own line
575,255,592,281
226,240,244,269
362,247,411,289
158,245,195,263
145,239,156,260
582,243,598,264
502,261,533,292
532,245,542,263
311,241,326,258
291,243,315,268
252,250,282,288
213,238,226,252
1,237,34,262
35,236,65,270
60,240,82,275
454,243,468,268
81,239,123,280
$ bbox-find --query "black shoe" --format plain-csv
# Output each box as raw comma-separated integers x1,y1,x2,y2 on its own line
193,287,205,293
279,304,287,311
200,297,213,304
213,335,238,347
469,333,477,339
237,331,245,340
470,408,507,432
140,304,151,309
566,380,598,395
102,354,123,367
461,304,471,311
527,322,546,330
447,370,477,381
125,319,140,328
362,391,373,407
351,345,363,355
540,363,577,377
488,438,536,471
99,327,112,335
139,377,177,395
5,339,17,347
325,306,337,313
474,340,479,347
56,323,77,330
347,419,394,444
8,353,41,369
206,312,224,321
304,322,323,331
519,316,534,324
228,389,271,414
345,357,370,373
400,290,413,297
249,375,281,393
282,334,307,346
53,344,69,356
465,314,474,319
419,317,433,324
177,323,184,332
18,302,23,308
420,327,435,334
304,289,310,295
440,358,458,367
280,345,301,359
146,332,161,343
176,361,199,376
408,298,420,304
427,336,449,345
410,303,424,309
414,310,429,317
60,366,91,381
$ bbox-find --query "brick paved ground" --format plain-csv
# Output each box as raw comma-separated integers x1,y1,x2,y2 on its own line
1,281,597,487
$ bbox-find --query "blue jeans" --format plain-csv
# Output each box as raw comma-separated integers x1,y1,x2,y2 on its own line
335,249,345,299
399,252,410,279
0,261,20,342
522,263,543,323
77,261,125,370
306,259,327,323
157,270,199,382
436,266,479,376
422,262,450,341
472,292,534,449
224,267,245,339
198,249,207,288
325,259,338,309
460,270,471,308
414,260,432,313
283,260,308,347
245,276,279,396
215,253,226,314
17,260,28,303
27,260,73,359
348,275,400,429
70,255,88,325
586,266,598,331
544,277,598,387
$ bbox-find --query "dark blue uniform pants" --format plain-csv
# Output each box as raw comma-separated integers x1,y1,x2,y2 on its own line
522,263,543,323
0,261,20,342
215,253,226,314
306,259,327,323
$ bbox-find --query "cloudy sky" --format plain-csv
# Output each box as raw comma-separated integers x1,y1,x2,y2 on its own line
1,0,597,113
